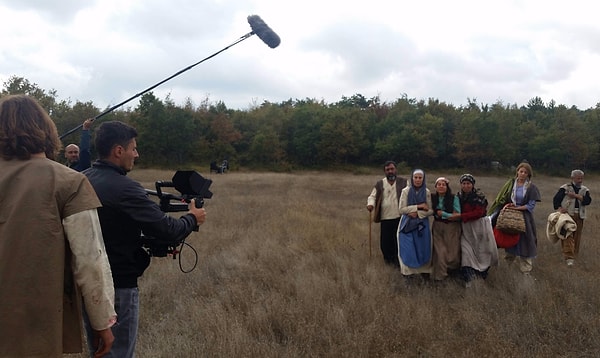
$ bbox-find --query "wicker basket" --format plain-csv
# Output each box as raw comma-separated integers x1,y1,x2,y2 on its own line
496,207,526,234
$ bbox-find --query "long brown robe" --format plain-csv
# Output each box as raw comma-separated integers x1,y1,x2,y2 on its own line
0,157,101,357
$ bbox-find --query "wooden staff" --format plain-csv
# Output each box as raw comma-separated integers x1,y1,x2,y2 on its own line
368,211,372,258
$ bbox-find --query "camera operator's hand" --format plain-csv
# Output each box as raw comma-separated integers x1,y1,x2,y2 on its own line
189,199,207,225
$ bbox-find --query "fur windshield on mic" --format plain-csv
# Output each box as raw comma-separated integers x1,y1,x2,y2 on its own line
58,14,281,140
247,15,281,49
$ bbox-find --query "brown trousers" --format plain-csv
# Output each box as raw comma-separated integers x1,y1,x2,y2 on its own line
561,212,584,260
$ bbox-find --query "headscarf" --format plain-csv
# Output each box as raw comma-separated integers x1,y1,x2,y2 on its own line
459,173,475,185
432,177,454,214
435,177,449,186
407,169,427,205
458,173,487,207
511,181,530,205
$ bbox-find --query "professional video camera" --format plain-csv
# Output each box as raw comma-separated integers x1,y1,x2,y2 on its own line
143,170,213,272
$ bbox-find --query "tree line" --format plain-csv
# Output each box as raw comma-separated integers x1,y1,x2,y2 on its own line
2,76,599,174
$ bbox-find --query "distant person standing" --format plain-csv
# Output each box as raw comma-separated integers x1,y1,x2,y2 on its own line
0,95,116,357
221,158,229,173
65,118,93,171
367,160,406,267
553,169,592,267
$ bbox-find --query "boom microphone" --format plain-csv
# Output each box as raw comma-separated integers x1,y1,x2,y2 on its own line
59,15,281,139
247,15,281,49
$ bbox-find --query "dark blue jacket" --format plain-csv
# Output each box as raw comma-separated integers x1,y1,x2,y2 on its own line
69,129,91,172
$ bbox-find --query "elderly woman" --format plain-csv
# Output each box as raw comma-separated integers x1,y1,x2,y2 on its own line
458,174,498,285
431,177,462,281
489,162,541,274
397,169,434,278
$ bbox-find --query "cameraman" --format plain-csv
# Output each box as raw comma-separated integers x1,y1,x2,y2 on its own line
83,121,206,358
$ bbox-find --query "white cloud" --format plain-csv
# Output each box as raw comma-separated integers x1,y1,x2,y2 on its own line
1,0,600,111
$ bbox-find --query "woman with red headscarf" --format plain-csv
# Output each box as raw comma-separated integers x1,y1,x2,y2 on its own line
458,174,498,286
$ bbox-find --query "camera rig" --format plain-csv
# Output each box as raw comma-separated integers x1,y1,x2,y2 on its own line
143,170,213,272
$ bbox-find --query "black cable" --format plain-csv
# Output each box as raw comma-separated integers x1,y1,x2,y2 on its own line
176,239,199,273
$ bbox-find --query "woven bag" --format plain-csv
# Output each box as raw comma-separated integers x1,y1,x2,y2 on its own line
496,207,526,234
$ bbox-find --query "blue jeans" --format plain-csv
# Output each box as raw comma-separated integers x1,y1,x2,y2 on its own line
85,287,140,358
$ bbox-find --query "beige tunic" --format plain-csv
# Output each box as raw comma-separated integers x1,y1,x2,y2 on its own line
0,157,115,357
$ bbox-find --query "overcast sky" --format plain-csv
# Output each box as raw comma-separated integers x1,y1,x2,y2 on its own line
1,0,599,111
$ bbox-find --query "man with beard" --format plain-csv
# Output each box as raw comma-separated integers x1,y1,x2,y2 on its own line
367,160,406,267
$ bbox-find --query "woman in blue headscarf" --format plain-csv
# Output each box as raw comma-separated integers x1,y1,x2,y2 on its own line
397,169,434,277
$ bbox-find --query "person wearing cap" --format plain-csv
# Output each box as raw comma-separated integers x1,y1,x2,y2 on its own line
367,160,407,267
431,177,462,281
458,174,498,285
552,169,591,267
488,162,541,274
397,169,434,279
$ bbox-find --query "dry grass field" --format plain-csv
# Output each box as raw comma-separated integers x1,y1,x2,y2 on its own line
72,169,600,357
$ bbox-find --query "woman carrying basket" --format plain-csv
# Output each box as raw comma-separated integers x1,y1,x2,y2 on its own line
489,162,541,274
